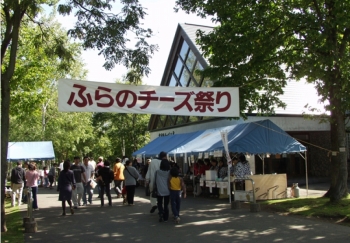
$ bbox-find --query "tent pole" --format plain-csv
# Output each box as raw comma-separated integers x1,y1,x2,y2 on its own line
298,151,308,197
305,151,308,197
263,157,265,175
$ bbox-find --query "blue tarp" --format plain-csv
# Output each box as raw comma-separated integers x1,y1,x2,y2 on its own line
7,141,55,160
133,120,306,156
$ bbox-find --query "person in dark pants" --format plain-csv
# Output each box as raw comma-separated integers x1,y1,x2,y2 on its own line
48,163,57,189
57,160,76,216
123,160,140,206
25,163,40,210
96,160,114,206
155,159,170,222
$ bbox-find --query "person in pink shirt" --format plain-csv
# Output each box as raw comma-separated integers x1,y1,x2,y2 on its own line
25,163,40,210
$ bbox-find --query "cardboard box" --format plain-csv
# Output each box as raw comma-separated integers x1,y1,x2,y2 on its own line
205,170,217,180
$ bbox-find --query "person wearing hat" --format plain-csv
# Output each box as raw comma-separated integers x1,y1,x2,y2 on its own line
113,158,125,198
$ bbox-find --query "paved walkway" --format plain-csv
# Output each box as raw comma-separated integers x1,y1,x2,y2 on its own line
22,184,349,243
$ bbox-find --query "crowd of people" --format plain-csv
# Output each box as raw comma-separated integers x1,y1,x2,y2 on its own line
9,152,187,224
9,151,248,223
185,153,252,197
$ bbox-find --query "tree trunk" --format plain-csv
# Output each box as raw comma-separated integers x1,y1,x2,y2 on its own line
1,75,10,232
1,5,24,231
325,92,349,202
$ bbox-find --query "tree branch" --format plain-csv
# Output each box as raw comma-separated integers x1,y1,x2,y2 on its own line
1,4,13,64
339,28,350,58
72,0,108,22
312,0,323,23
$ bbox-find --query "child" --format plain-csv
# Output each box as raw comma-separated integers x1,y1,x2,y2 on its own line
168,167,186,224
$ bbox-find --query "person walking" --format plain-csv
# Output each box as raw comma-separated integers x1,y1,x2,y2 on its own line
145,151,167,213
155,159,171,222
168,167,186,224
82,156,94,205
10,161,26,207
123,159,140,206
95,156,104,198
48,163,57,189
25,163,40,210
96,160,114,206
113,158,125,198
70,156,87,209
57,160,76,216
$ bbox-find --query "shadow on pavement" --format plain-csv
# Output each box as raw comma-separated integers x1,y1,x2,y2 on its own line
23,186,349,243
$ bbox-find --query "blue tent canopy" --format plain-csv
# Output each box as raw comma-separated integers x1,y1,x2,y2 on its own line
133,120,306,157
7,141,55,160
132,131,203,157
169,120,306,155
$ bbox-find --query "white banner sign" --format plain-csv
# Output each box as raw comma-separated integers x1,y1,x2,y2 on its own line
58,79,240,117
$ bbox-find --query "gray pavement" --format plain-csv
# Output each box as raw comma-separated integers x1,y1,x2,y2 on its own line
22,184,350,243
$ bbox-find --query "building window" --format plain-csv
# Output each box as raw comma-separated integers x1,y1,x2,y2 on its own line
169,74,177,86
180,40,189,60
174,59,184,78
179,68,190,87
186,50,196,72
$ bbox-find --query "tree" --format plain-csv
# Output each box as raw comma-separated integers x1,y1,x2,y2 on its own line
1,0,156,231
175,0,350,202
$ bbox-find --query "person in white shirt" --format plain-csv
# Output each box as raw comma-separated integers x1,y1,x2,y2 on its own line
145,151,167,214
89,157,96,171
82,156,94,205
59,160,64,172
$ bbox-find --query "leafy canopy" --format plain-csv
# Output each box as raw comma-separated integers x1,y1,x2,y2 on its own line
175,0,350,117
58,0,158,75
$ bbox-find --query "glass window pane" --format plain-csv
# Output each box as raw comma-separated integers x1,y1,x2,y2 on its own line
158,115,166,128
193,61,203,84
179,68,190,87
174,58,183,78
155,116,162,129
169,116,176,126
186,50,196,72
169,75,177,86
188,116,200,123
188,78,198,87
201,77,214,87
176,116,188,125
180,41,189,60
202,116,213,121
164,116,172,127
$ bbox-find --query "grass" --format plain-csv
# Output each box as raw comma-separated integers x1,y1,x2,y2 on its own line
261,194,350,226
1,198,25,243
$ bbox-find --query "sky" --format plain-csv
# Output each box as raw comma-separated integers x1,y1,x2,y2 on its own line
54,0,213,86
52,0,327,114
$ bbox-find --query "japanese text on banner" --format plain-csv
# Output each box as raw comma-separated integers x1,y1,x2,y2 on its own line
58,79,240,117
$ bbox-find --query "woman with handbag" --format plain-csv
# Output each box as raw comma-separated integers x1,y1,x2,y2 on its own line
57,160,76,216
123,159,140,206
155,159,170,222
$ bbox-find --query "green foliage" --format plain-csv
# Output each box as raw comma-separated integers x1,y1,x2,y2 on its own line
57,0,158,75
175,0,349,201
1,199,24,242
175,0,350,117
92,112,150,159
262,195,350,225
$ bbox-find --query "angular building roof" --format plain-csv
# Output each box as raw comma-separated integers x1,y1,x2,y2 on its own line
149,23,327,131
